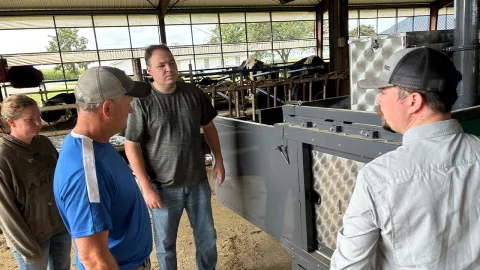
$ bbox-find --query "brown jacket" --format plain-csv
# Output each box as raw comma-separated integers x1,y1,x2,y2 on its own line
0,134,66,263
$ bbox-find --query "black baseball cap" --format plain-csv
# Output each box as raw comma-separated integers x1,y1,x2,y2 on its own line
357,47,462,92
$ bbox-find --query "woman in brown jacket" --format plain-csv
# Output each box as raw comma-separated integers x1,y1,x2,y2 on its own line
0,94,71,270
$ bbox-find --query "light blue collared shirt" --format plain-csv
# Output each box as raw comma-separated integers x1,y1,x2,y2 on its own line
331,119,480,270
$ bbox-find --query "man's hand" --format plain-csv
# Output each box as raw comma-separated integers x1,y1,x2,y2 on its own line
125,140,162,209
213,160,225,187
142,185,163,209
202,121,225,187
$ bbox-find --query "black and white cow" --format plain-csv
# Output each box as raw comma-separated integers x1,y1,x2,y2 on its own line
236,58,287,110
197,56,329,111
289,55,329,102
242,56,329,109
41,93,77,123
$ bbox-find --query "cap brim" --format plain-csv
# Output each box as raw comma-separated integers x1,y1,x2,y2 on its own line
357,77,393,89
125,81,151,98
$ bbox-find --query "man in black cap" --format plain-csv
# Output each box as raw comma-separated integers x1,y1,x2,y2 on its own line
330,47,480,269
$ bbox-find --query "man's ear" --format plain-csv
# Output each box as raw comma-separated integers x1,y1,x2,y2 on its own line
408,92,424,113
102,100,114,117
146,65,152,75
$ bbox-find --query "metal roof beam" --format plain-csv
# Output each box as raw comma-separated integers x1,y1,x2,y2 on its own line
166,6,316,13
0,8,158,16
159,0,171,18
431,0,453,9
429,0,453,30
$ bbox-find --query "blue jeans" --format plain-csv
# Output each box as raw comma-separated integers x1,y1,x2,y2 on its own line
151,180,217,270
12,229,71,270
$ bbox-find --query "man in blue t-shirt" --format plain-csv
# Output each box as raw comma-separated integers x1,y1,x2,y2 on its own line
53,66,152,270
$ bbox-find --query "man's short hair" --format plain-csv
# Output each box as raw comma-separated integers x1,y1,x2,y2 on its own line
77,97,123,112
398,86,458,113
145,44,172,66
77,102,101,112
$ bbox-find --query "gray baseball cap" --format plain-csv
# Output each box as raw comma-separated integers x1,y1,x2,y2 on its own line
75,66,151,104
358,47,462,92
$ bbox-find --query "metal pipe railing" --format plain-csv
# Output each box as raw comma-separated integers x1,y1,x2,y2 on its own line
204,71,347,120
452,0,480,110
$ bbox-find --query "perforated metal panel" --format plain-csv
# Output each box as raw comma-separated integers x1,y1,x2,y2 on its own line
311,150,365,250
349,34,406,112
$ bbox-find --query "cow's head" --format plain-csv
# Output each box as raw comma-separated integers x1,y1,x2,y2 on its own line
292,55,329,75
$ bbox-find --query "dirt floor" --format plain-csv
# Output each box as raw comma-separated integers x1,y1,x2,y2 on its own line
0,167,292,270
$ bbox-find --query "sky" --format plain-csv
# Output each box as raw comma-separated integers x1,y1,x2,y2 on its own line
0,26,163,54
0,24,220,56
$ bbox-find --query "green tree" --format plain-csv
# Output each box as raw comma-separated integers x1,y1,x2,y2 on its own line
349,24,376,37
209,24,244,44
46,28,89,77
209,21,316,63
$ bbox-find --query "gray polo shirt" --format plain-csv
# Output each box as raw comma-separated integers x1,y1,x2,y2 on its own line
124,82,218,188
331,119,480,270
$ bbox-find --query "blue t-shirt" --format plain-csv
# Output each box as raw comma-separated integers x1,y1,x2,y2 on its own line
53,132,152,269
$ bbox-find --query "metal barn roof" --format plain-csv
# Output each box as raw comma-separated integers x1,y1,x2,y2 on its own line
0,0,436,11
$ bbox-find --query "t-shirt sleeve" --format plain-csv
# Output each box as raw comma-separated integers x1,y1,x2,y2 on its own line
61,168,115,239
197,87,218,126
124,97,146,143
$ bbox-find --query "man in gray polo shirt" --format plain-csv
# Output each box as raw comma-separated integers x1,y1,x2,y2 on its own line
330,47,480,269
124,44,224,270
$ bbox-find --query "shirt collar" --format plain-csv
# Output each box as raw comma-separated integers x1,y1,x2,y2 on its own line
402,119,464,144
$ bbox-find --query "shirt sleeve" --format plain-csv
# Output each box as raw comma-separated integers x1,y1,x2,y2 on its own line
197,87,218,126
330,169,380,270
124,97,146,143
60,167,115,239
0,167,43,263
